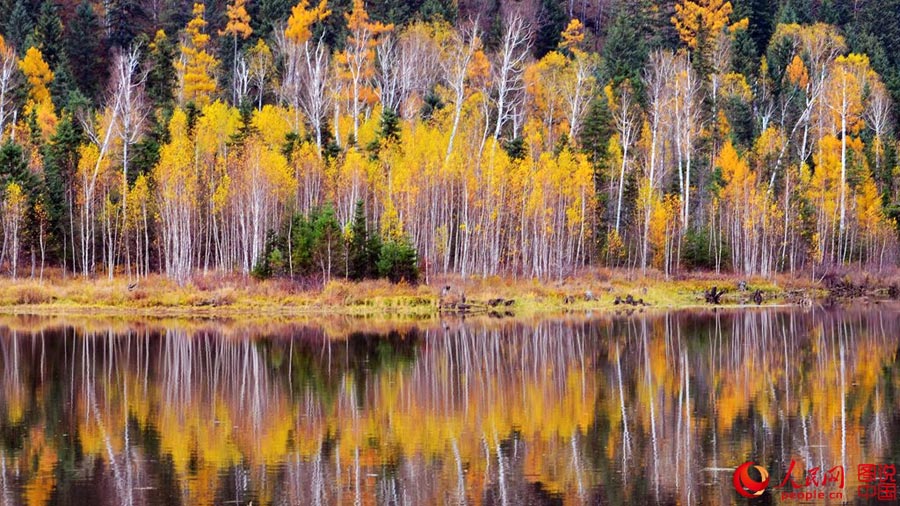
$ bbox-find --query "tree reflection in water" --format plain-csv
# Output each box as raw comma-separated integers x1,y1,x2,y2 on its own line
0,309,898,505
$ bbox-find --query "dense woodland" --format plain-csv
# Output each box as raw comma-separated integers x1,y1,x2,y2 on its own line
0,0,899,283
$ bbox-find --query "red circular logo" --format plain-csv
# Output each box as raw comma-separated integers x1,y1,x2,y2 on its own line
733,461,770,498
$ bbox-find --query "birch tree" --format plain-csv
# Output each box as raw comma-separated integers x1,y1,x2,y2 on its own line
247,39,273,110
220,0,252,105
0,36,18,142
607,82,639,235
672,54,701,229
154,109,196,283
110,46,147,278
441,23,480,164
491,12,531,142
640,50,674,272
283,0,331,148
1,183,24,278
339,0,392,142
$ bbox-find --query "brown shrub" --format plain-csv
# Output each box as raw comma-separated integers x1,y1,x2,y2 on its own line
13,284,54,304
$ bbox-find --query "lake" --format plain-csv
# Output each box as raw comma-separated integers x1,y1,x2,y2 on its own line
0,308,897,505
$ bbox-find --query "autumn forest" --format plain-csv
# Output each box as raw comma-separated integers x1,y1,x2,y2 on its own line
0,0,898,284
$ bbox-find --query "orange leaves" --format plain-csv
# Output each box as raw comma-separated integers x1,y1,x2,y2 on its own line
184,3,211,54
18,47,57,136
238,134,295,203
672,0,733,49
19,47,53,105
525,51,567,147
176,3,219,107
772,23,845,79
717,140,755,202
786,55,809,89
713,140,780,274
285,0,330,44
221,0,252,40
467,49,490,82
855,174,884,232
827,54,875,136
806,132,887,263
646,191,680,270
154,109,196,202
338,0,393,139
809,136,842,208
250,105,294,148
340,0,393,72
720,72,753,102
559,18,585,53
345,0,393,42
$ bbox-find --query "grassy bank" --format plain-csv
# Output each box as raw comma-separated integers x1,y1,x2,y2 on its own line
0,269,835,319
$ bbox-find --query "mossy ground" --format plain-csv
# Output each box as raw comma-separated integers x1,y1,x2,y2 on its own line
0,268,830,319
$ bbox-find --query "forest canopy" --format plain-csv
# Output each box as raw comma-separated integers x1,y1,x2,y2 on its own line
0,0,898,283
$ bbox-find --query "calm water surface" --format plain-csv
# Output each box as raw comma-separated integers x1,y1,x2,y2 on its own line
0,309,898,505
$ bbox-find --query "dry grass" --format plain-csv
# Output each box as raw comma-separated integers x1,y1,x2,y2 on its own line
0,267,838,318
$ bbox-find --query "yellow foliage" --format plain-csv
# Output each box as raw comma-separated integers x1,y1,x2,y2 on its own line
285,0,330,44
195,101,242,159
786,55,809,88
176,3,219,106
29,99,58,139
467,49,490,81
718,140,754,200
729,17,749,32
19,47,53,105
4,182,25,210
238,134,295,202
126,173,151,229
525,51,568,148
828,54,874,136
220,0,252,39
672,0,733,49
154,109,197,204
559,18,585,52
754,126,786,169
721,72,753,102
251,105,294,148
856,174,883,232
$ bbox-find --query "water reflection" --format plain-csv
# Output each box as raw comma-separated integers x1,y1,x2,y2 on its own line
0,309,898,505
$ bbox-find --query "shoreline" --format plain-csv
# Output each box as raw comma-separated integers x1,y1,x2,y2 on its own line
0,271,856,320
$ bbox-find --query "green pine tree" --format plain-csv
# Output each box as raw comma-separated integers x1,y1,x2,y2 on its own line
732,0,776,55
254,0,296,40
378,235,419,283
145,30,177,110
4,0,33,52
312,204,345,280
348,199,369,279
370,0,422,26
730,27,758,78
418,0,456,24
533,0,567,59
32,1,65,67
601,1,650,89
41,114,84,265
66,1,107,103
106,0,146,49
0,141,38,193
